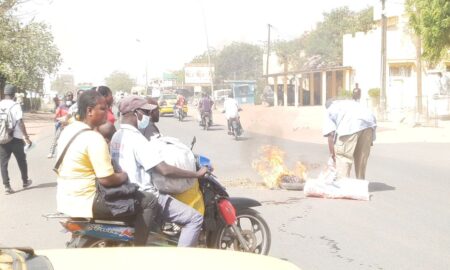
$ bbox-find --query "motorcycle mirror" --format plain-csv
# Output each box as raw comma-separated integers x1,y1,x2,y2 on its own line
191,136,196,150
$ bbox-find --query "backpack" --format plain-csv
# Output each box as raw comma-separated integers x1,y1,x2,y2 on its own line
0,103,17,144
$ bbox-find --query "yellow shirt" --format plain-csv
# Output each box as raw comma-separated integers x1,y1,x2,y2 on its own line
56,121,114,218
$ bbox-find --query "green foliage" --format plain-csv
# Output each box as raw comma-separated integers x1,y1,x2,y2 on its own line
338,89,353,99
302,6,374,66
171,69,185,86
368,88,380,98
190,48,217,64
406,0,450,66
189,43,262,84
273,38,304,70
51,74,75,95
0,2,61,93
104,71,135,94
214,42,262,82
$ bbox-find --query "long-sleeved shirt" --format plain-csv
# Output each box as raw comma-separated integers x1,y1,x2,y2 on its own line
323,100,377,141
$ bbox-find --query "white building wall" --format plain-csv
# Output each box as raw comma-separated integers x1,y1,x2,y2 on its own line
343,30,381,102
343,12,448,118
263,53,288,84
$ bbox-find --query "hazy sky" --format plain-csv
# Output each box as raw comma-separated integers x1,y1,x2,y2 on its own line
23,0,375,85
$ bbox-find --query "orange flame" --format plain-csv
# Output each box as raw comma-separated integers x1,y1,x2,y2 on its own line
251,145,307,188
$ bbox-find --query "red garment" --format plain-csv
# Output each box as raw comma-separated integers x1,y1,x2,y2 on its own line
55,105,69,118
176,96,186,107
107,108,116,124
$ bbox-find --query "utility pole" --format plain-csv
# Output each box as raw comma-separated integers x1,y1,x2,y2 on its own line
414,2,423,122
201,1,214,96
380,0,387,119
266,24,271,85
416,35,422,119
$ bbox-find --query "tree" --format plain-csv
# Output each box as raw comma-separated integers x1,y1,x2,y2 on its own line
406,0,450,66
104,71,135,93
51,74,75,95
171,69,185,87
214,42,263,83
0,1,61,95
273,38,304,71
302,6,374,67
190,48,217,64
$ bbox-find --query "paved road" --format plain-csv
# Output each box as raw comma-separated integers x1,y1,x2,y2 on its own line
1,111,449,270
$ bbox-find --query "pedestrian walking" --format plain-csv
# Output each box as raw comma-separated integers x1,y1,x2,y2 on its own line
323,91,376,180
0,84,32,194
352,83,361,101
47,92,72,158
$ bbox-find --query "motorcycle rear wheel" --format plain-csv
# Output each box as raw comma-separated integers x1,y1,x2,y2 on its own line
210,208,271,255
204,117,209,130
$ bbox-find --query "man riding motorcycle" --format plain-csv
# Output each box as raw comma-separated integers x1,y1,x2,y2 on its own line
223,93,242,135
197,92,214,126
110,95,208,247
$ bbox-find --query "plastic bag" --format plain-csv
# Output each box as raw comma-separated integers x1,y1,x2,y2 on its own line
152,137,197,194
304,168,370,201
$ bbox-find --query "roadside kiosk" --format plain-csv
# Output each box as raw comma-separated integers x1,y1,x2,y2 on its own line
224,80,256,105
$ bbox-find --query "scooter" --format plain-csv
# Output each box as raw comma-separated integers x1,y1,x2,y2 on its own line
44,138,271,255
200,111,212,130
229,117,242,140
174,106,185,121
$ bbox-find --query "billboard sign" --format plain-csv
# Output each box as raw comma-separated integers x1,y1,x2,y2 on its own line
185,66,214,84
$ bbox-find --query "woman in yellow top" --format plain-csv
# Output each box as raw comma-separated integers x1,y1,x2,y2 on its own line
56,89,157,246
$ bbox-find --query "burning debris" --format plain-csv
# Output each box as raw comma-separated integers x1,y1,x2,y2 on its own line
251,145,307,189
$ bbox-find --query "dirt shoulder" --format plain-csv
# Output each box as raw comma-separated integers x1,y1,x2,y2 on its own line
23,112,54,141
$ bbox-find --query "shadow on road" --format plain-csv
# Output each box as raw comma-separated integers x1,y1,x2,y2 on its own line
369,182,395,192
232,136,251,141
27,182,57,190
200,125,225,131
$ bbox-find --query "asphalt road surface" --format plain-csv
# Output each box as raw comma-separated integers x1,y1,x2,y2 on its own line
1,112,449,270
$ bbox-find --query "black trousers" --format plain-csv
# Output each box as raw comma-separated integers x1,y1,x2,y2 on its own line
92,190,158,246
0,138,29,187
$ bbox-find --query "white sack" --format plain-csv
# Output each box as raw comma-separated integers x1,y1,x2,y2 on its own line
152,137,197,194
304,171,370,201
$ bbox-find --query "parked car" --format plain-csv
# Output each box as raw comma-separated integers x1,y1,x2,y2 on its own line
158,93,188,116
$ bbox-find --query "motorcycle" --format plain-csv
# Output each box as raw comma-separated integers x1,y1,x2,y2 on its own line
229,117,242,140
200,111,212,130
173,106,185,121
44,138,271,255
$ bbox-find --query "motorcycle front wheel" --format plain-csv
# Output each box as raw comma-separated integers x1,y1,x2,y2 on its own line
210,208,271,255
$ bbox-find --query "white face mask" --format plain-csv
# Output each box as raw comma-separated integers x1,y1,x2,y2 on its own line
135,112,150,130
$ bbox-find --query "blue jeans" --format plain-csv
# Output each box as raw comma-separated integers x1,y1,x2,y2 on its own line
157,194,203,247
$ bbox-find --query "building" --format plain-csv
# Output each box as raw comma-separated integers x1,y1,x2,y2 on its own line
343,0,450,120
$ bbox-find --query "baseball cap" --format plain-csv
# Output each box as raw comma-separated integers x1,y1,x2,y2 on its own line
4,84,17,95
119,95,157,114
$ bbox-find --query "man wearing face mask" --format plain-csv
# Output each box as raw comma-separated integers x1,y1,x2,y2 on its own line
110,96,207,247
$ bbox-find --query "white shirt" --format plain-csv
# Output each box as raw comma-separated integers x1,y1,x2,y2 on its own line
323,100,377,141
223,98,239,119
0,99,23,139
110,124,164,196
